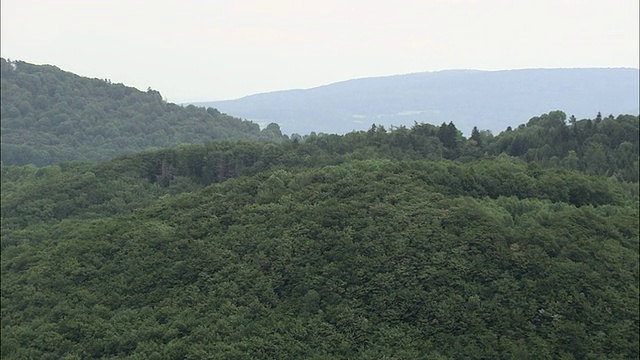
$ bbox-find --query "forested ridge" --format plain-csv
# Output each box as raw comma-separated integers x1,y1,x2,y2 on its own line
0,58,286,166
1,110,638,358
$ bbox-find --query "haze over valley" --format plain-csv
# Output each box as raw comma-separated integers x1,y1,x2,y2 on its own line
192,68,640,135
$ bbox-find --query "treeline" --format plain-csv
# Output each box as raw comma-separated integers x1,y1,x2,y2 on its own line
354,111,638,182
2,152,634,232
127,111,640,184
487,111,639,181
2,111,637,231
0,58,286,166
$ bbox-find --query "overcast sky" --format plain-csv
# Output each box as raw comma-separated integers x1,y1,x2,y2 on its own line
2,0,638,102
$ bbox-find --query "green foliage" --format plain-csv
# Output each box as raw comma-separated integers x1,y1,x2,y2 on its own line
487,111,639,182
2,149,638,358
1,68,639,360
0,58,286,166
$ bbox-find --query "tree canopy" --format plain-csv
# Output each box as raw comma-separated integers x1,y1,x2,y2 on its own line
1,109,638,358
0,58,285,166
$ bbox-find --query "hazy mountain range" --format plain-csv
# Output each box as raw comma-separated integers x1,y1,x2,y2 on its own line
192,68,639,135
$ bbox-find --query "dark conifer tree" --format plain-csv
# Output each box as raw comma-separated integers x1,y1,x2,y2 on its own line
470,126,482,146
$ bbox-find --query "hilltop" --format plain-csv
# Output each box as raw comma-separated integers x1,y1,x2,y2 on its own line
0,58,285,166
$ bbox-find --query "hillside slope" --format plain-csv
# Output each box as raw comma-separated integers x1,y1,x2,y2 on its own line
2,160,638,359
2,112,638,358
194,68,640,135
0,58,285,166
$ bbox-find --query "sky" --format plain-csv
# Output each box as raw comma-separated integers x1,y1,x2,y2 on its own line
1,0,638,103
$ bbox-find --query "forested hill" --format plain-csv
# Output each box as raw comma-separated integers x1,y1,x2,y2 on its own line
194,68,640,136
0,58,286,166
2,111,638,358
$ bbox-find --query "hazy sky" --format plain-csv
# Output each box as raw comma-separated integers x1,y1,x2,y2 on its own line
2,0,638,102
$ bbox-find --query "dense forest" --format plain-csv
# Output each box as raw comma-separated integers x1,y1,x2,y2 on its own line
0,58,286,166
1,109,638,358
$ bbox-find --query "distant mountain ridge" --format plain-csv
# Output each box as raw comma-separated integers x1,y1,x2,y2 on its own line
193,68,640,135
